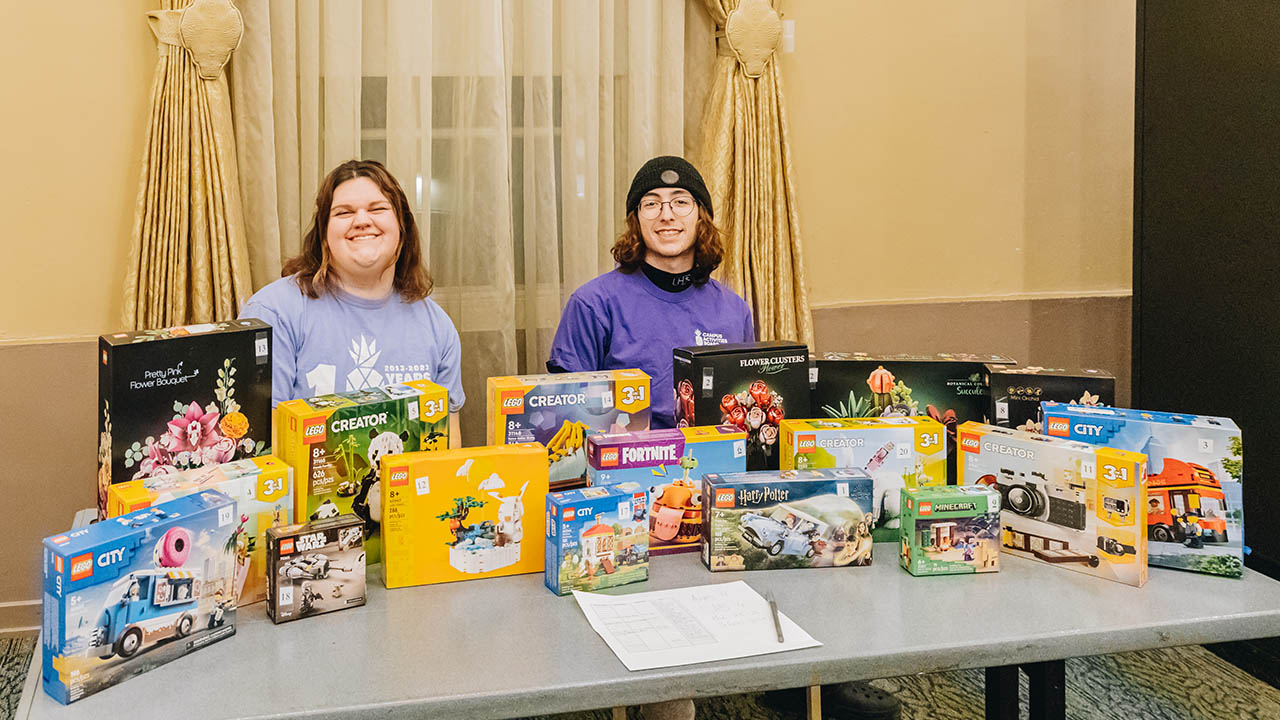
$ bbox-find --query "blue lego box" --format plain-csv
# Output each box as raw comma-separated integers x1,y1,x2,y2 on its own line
42,491,239,704
545,483,650,595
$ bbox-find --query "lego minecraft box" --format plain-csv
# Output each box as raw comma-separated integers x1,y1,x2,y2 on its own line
984,365,1115,432
545,484,650,595
899,485,1002,576
266,514,366,623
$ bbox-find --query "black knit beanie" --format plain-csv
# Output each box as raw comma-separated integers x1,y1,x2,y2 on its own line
625,156,713,219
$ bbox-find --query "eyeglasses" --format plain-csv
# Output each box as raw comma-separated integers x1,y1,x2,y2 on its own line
637,196,696,219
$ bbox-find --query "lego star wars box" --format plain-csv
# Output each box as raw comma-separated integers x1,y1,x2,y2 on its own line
899,485,1002,576
673,341,811,471
545,483,650,595
984,365,1115,431
275,379,449,566
702,469,875,571
42,491,238,705
1040,402,1244,578
97,319,273,520
381,443,549,588
957,422,1149,587
266,514,366,623
487,370,651,489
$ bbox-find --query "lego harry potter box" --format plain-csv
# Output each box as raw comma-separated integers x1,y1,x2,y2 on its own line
985,365,1115,432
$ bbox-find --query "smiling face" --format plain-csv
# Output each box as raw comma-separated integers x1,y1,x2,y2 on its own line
638,188,699,270
325,176,402,289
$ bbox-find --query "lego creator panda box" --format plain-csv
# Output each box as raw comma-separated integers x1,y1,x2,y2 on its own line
97,318,273,520
899,485,1002,576
984,365,1116,432
957,422,1149,587
266,513,366,623
381,443,549,588
42,491,238,705
545,483,650,595
1041,402,1244,578
702,469,875,572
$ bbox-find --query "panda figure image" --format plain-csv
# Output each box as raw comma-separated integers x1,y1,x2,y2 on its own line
352,428,409,529
310,499,340,521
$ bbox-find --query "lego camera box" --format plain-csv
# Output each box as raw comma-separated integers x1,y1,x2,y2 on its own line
673,341,811,471
97,319,273,520
702,469,874,572
586,425,747,555
275,379,449,566
985,365,1115,432
1041,402,1244,578
266,514,366,623
488,370,651,490
957,422,1149,587
42,491,238,705
545,483,650,595
899,485,1002,576
381,443,549,588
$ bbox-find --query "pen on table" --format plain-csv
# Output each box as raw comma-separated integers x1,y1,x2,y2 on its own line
768,593,785,643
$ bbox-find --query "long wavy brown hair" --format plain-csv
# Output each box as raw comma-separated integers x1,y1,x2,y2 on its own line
611,205,724,284
282,159,432,301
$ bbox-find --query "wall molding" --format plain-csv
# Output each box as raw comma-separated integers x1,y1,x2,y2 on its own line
0,600,40,634
810,288,1133,310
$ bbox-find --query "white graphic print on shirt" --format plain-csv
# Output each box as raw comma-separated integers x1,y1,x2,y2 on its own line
346,335,385,390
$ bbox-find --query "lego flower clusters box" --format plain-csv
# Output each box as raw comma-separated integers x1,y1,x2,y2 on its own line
266,513,366,623
984,365,1115,432
1041,402,1244,578
42,491,238,705
899,485,1002,576
957,422,1149,587
545,483,650,595
97,319,273,520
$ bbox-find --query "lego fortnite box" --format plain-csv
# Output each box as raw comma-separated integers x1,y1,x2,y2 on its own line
42,491,238,705
957,422,1149,587
545,484,650,595
673,341,811,471
275,379,449,566
107,456,293,607
702,469,874,571
381,443,549,588
97,319,273,520
586,425,747,555
899,485,1001,576
1041,402,1244,578
985,365,1115,431
266,514,366,623
487,370,651,490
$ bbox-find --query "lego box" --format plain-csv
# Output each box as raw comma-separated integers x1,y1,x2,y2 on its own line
545,484,650,595
899,485,1002,576
42,491,238,705
702,469,875,571
381,443,549,588
985,365,1115,431
957,422,1149,587
266,514,366,623
97,319,273,520
1041,402,1244,578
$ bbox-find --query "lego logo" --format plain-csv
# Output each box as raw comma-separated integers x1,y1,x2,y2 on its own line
69,553,93,581
389,468,409,486
563,508,575,521
280,539,295,555
302,418,327,444
797,435,817,454
714,489,735,508
920,502,933,516
52,535,69,545
960,434,981,452
601,448,619,467
1046,417,1070,437
54,556,63,573
500,391,525,415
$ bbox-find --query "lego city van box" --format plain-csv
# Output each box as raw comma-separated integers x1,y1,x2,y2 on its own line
97,319,273,520
899,485,1001,576
984,365,1115,432
381,443,549,588
1040,402,1244,578
545,483,650,595
42,491,238,705
266,514,366,623
702,469,874,572
586,425,747,555
276,379,449,566
672,341,811,471
957,422,1149,587
487,370,651,489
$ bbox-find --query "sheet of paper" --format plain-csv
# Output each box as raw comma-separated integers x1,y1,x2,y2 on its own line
572,581,821,671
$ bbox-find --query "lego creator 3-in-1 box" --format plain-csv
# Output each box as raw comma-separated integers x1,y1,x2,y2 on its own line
1041,402,1244,578
957,422,1149,587
266,513,366,623
672,341,811,471
381,443,549,588
702,469,874,572
899,485,1002,576
984,365,1115,432
42,491,238,705
586,425,747,555
275,379,449,565
97,319,273,520
487,370,651,489
546,483,650,595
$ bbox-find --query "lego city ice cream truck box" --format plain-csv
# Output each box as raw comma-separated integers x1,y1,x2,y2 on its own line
42,491,238,705
1040,402,1244,578
899,485,1002,576
545,483,650,595
984,365,1115,432
266,513,366,623
702,469,874,572
957,422,1149,587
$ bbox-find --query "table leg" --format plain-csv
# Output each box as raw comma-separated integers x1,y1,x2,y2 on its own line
1024,660,1066,720
611,707,626,720
806,684,822,720
984,665,1019,720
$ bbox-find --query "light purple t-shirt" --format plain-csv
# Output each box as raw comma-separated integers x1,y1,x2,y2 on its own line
548,269,754,428
240,276,466,410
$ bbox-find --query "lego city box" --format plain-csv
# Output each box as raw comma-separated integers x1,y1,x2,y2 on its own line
702,469,875,572
381,443,549,588
42,491,238,705
1041,402,1244,578
545,483,650,595
97,319,273,520
899,485,1002,576
984,365,1115,432
957,422,1149,587
266,514,366,623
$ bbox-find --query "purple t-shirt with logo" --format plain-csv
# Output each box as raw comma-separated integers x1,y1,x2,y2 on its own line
548,268,754,428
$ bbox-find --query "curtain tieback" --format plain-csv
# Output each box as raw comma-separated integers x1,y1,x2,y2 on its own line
146,0,244,80
719,0,782,78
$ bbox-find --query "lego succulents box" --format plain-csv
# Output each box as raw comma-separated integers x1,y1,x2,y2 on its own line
42,491,238,705
702,469,874,572
899,485,1001,576
97,319,273,520
984,365,1115,432
1041,402,1244,578
545,484,650,595
266,513,366,623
